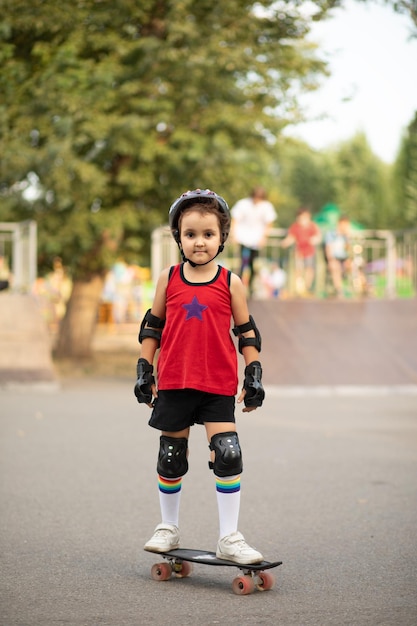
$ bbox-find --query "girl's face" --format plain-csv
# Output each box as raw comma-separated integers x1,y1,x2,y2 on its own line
179,209,221,266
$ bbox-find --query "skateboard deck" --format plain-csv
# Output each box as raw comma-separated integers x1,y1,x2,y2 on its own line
147,548,282,595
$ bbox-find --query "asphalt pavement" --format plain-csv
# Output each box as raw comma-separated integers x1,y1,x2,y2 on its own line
1,378,416,625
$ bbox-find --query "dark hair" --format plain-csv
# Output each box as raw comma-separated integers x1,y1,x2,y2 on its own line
296,207,311,217
251,186,267,200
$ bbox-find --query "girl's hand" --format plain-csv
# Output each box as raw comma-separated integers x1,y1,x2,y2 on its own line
147,384,158,408
237,388,257,413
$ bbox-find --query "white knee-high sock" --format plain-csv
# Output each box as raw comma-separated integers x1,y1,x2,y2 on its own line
158,475,182,527
215,475,241,539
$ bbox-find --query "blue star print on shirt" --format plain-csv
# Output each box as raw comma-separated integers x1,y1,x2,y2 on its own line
182,295,208,321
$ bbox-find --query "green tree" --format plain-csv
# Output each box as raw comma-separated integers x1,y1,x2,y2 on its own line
392,112,417,228
331,133,393,228
275,139,339,224
378,0,417,31
0,0,336,357
274,133,398,229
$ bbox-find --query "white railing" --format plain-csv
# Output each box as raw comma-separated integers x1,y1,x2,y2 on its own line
0,220,37,293
151,225,416,299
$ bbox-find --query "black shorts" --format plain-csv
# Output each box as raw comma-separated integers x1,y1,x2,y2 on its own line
148,389,236,432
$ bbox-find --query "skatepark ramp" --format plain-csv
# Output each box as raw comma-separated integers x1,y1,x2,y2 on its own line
248,298,417,387
0,294,56,386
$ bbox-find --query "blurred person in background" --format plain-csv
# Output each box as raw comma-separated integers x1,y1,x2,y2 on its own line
231,187,277,297
0,254,11,291
281,207,321,296
324,215,352,297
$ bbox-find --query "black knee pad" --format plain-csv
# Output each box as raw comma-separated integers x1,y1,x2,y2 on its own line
209,431,243,477
157,436,188,479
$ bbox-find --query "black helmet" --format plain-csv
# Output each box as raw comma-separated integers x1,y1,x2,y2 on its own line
169,189,230,243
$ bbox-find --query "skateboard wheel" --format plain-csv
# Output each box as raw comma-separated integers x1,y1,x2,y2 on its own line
232,575,255,595
256,571,275,591
174,560,193,578
151,562,172,581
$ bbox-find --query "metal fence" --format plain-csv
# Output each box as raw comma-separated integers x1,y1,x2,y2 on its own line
394,228,417,299
151,225,417,299
1,220,415,300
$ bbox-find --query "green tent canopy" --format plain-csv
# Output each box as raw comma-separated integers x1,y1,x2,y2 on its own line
313,203,364,232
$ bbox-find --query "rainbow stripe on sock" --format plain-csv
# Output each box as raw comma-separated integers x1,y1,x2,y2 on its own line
216,476,241,494
158,475,182,494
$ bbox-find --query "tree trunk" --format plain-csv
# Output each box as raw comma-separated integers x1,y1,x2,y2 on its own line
54,274,104,358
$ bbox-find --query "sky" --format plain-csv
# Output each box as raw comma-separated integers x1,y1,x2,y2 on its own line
283,0,417,163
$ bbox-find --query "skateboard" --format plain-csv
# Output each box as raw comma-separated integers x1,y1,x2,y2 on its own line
148,548,282,595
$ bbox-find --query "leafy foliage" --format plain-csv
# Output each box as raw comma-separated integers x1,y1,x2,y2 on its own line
275,140,339,224
331,133,394,228
381,0,417,32
274,132,395,229
392,112,417,228
0,0,335,278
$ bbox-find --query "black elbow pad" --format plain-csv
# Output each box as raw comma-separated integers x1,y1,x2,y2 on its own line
139,309,165,345
232,315,262,354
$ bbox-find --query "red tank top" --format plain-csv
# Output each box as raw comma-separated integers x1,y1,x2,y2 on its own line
157,264,238,395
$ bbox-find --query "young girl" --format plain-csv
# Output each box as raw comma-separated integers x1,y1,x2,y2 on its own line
135,189,265,564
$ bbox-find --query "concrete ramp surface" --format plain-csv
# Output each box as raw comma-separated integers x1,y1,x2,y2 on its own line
249,299,417,386
0,294,56,384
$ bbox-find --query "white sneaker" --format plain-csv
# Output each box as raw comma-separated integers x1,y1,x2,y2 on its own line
216,531,263,564
144,524,180,553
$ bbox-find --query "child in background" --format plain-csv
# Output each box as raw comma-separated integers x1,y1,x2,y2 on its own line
281,207,321,295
